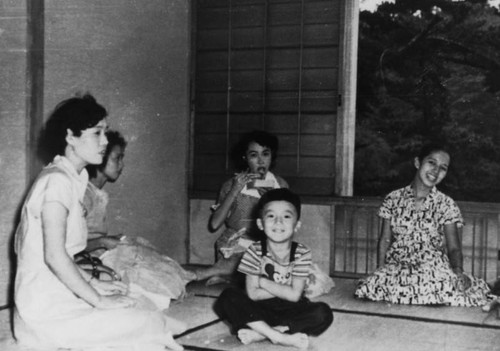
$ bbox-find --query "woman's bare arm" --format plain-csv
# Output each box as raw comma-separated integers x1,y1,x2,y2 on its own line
209,172,259,231
377,219,392,268
444,222,471,290
42,202,134,309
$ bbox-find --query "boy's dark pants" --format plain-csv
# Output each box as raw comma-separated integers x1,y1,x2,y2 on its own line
214,287,333,335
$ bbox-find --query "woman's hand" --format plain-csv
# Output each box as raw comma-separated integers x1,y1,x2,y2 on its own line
210,171,260,231
91,279,128,296
462,274,472,290
445,223,470,292
94,294,137,309
453,270,472,291
231,171,260,192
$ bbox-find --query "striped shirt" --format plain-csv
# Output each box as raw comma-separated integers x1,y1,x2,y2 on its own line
238,241,312,286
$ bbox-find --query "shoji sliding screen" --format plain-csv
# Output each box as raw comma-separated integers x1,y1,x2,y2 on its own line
191,0,341,196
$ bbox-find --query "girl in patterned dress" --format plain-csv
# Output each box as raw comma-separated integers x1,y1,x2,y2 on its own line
194,130,288,285
355,144,491,306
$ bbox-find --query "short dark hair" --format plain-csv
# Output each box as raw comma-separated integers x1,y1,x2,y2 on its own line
87,130,127,179
417,143,450,162
38,93,108,163
257,188,301,219
232,130,279,171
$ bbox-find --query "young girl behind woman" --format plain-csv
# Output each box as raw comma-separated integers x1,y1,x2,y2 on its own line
83,129,196,300
355,143,491,306
14,94,185,350
195,130,288,285
84,129,127,252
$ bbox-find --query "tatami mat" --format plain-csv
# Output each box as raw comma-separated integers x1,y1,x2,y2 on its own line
316,278,500,328
182,278,500,329
1,278,500,351
168,278,500,351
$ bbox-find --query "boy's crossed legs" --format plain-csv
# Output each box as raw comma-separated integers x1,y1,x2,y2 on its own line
215,287,332,349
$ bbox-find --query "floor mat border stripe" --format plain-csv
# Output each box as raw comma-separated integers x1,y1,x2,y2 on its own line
175,318,222,339
332,308,500,329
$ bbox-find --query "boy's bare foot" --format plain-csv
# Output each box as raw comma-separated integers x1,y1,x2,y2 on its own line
238,326,307,348
238,328,266,344
273,332,309,349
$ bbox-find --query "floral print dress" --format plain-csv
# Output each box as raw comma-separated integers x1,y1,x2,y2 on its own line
355,185,491,306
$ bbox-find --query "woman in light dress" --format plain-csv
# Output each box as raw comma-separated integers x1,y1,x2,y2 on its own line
13,94,186,351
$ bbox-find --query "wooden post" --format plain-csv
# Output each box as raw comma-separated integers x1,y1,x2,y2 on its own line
335,0,359,196
26,0,45,183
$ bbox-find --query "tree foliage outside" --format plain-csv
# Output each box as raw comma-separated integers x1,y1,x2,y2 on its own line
355,0,500,202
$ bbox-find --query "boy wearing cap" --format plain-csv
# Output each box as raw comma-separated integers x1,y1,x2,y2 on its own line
214,188,333,349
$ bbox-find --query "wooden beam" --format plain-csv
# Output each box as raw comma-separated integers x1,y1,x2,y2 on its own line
26,0,45,182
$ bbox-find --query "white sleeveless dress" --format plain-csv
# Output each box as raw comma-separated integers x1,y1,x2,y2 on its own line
14,156,186,350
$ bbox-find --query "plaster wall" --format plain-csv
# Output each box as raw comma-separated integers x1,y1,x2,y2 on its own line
0,0,191,305
43,0,191,261
0,1,28,307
